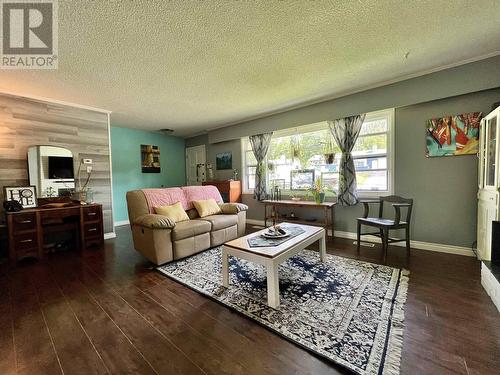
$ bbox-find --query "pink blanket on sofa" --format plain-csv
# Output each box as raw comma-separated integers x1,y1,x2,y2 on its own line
141,185,223,213
142,187,188,212
181,185,223,210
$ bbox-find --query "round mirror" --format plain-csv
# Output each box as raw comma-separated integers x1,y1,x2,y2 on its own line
27,146,75,198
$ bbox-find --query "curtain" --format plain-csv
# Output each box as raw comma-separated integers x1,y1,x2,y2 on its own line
327,114,366,206
249,132,273,201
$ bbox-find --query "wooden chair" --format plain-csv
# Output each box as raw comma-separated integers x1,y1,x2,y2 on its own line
356,195,413,262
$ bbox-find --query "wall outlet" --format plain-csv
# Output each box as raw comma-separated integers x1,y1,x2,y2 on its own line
86,166,92,173
82,158,93,164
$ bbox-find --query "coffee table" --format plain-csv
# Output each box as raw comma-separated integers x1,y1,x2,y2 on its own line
222,223,326,308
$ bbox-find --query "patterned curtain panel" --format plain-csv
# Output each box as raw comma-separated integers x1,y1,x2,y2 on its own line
327,114,366,206
249,132,273,201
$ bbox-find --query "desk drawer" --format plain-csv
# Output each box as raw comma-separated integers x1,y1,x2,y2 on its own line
14,232,38,251
12,213,36,232
83,206,101,222
84,222,102,239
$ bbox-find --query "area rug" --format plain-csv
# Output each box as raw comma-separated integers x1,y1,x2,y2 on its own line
157,247,409,375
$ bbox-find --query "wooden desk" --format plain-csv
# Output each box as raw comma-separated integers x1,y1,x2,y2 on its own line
262,199,336,239
6,203,104,262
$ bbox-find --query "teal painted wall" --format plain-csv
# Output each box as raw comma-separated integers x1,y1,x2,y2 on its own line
111,127,186,222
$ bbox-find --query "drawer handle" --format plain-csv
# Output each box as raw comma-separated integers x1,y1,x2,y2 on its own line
18,220,32,224
87,212,97,216
19,239,33,243
88,228,97,232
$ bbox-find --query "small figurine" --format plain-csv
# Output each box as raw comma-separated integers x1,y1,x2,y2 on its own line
206,163,214,180
45,186,56,197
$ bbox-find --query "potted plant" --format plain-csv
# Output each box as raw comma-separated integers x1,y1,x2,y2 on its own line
323,136,336,164
307,177,335,204
290,135,302,160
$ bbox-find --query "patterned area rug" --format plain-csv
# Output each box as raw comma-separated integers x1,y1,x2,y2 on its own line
157,247,408,375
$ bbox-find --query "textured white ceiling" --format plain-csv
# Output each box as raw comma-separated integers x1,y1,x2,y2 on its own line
1,0,500,137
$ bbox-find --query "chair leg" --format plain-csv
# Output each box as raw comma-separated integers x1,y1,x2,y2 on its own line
405,226,411,259
379,229,385,258
356,222,361,254
382,228,389,263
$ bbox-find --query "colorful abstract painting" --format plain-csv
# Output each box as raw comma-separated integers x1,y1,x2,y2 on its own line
425,112,482,157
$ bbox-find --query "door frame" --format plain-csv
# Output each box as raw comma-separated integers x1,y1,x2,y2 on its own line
185,144,206,185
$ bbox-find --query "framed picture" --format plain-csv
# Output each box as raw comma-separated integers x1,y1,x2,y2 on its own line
216,152,232,170
425,112,482,157
141,144,161,173
3,186,38,208
291,169,315,190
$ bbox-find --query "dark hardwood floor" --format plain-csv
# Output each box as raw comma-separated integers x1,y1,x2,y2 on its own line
0,224,499,375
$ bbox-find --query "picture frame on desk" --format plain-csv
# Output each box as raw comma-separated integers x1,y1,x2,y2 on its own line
3,185,38,209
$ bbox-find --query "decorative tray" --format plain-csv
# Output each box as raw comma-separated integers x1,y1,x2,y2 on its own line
262,229,290,239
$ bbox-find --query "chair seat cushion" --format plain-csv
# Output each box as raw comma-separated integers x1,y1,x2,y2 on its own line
172,219,211,241
198,214,238,231
358,217,407,226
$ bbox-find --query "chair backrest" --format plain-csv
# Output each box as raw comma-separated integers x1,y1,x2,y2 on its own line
378,195,413,223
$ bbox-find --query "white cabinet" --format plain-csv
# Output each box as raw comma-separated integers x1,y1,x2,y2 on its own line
477,106,500,260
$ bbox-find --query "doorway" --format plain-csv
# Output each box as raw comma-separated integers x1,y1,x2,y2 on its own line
185,145,206,185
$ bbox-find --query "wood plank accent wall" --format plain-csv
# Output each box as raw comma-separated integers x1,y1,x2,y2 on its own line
0,93,114,233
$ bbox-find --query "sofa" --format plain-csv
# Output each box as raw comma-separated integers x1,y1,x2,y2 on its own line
126,185,248,265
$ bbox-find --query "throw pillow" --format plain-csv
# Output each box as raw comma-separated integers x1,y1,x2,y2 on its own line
192,198,222,217
155,202,190,222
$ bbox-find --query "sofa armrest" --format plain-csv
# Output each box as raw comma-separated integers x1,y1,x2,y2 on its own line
133,214,176,229
219,203,249,214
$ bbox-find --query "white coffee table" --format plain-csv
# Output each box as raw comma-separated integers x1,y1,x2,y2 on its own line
222,223,326,308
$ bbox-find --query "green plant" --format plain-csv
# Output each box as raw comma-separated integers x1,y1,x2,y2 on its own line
307,177,335,203
290,135,302,160
322,135,336,154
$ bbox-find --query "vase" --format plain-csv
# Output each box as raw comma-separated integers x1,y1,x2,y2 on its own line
314,195,321,204
319,192,325,203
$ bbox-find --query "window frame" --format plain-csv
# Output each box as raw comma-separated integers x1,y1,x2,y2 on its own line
241,108,395,198
241,138,258,193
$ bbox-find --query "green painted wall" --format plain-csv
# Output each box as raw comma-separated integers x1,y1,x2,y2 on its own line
111,127,186,222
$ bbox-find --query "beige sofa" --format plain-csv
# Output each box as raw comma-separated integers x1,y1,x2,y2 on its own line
126,186,248,265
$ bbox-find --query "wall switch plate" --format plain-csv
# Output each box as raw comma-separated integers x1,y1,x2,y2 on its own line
82,158,93,164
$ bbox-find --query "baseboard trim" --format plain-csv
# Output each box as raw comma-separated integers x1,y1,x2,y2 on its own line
114,220,130,227
246,219,474,257
104,232,116,240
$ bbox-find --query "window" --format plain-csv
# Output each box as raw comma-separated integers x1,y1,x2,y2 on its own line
242,109,394,196
243,139,258,190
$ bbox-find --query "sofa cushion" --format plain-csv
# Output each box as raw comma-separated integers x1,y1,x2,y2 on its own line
172,219,211,241
219,203,249,214
134,214,175,229
186,208,199,219
193,198,222,217
155,202,190,223
198,214,238,231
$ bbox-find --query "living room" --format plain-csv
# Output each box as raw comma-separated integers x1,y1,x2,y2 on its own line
0,1,499,375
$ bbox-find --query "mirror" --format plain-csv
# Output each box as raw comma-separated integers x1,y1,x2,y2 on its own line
27,146,75,198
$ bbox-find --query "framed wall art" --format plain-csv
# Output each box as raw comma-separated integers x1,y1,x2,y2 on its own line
425,112,482,157
141,144,161,173
3,185,38,208
216,152,232,170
